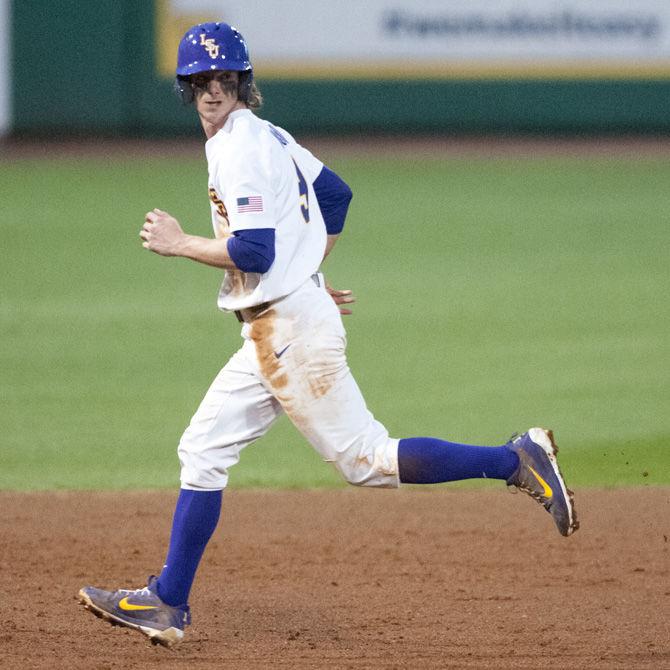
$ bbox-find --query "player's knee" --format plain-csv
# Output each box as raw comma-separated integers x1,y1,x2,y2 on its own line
335,438,400,489
178,435,237,490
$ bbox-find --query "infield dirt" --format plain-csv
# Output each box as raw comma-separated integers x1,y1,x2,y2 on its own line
1,488,668,669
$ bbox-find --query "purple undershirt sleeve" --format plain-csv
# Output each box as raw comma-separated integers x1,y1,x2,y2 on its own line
226,228,275,274
313,166,353,235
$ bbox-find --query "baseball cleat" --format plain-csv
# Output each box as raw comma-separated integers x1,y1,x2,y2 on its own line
78,576,190,647
505,428,579,537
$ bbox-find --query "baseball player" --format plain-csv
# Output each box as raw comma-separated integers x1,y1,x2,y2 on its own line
79,22,578,647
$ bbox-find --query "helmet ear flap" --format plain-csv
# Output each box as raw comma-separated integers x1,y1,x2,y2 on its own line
238,70,253,103
174,76,194,105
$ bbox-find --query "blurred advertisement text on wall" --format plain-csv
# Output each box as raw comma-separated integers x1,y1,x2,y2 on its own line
156,0,670,79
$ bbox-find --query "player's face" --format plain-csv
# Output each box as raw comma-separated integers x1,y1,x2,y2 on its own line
191,70,244,138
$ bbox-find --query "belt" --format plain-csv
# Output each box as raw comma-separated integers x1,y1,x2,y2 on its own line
234,273,321,323
234,301,274,323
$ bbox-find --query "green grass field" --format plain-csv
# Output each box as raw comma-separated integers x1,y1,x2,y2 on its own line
1,151,668,489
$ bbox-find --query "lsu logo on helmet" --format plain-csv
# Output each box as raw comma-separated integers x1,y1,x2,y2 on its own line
199,34,219,59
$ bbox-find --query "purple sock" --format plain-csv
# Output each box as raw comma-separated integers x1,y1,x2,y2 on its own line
156,489,222,607
398,437,519,484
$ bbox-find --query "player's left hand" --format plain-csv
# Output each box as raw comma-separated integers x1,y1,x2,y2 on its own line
326,283,356,316
140,209,186,256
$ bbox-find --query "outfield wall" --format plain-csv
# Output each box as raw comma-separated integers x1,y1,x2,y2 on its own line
0,0,10,135
9,0,670,136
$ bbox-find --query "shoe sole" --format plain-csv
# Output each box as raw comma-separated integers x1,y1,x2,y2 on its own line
528,427,579,536
78,589,184,648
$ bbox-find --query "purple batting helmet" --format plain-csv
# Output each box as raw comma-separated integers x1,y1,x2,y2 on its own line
174,22,253,104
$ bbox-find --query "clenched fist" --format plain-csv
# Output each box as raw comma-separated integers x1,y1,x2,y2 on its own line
140,209,186,256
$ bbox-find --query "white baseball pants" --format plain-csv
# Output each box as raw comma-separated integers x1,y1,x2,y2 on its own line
178,275,399,490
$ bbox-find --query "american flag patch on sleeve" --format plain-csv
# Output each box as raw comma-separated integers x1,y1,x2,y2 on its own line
236,196,263,213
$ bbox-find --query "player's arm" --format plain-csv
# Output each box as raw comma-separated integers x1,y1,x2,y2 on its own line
140,209,274,273
312,166,355,313
323,233,339,259
314,166,352,255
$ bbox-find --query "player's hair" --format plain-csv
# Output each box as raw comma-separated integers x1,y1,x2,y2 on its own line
246,81,263,109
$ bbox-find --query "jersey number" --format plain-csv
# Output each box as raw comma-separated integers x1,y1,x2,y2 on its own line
292,159,310,223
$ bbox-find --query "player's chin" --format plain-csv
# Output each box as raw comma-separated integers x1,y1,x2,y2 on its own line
200,106,229,125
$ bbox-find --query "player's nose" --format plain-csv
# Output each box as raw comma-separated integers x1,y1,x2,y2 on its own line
207,80,222,96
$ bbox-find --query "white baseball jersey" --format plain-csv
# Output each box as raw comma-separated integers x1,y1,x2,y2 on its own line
205,109,327,311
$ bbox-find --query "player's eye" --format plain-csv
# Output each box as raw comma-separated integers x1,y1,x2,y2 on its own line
189,76,210,90
190,72,234,91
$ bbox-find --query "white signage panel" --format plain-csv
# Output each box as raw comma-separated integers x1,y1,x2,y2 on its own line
157,0,670,78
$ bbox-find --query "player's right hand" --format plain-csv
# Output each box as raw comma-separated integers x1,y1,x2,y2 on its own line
140,208,186,257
